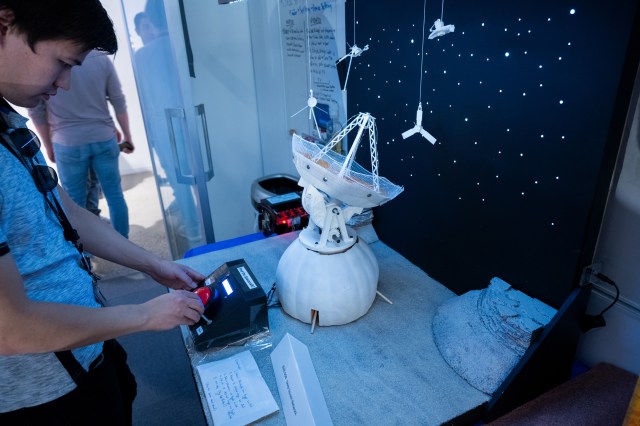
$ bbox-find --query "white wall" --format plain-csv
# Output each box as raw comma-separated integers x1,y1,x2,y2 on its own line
577,96,640,375
100,0,153,175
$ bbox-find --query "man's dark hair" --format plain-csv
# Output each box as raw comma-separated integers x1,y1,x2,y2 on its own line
0,0,117,54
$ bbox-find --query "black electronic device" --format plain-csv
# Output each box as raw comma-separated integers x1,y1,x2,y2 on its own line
189,259,268,352
258,192,309,236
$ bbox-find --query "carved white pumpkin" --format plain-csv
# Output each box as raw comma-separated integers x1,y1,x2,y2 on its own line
276,237,379,326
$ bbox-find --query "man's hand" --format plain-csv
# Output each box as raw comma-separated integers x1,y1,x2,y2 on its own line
140,290,204,330
148,260,205,291
118,140,134,154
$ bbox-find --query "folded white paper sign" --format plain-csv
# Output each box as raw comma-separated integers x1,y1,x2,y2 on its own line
197,350,278,425
271,333,333,426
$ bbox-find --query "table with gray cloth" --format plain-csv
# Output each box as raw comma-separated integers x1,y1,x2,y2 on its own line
178,231,489,425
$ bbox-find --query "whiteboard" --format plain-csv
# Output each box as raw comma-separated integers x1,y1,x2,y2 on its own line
278,0,346,141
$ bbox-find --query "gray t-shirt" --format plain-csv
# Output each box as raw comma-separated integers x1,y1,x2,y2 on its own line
0,110,102,412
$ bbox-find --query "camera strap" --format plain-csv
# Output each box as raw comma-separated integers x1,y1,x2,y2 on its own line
0,112,95,265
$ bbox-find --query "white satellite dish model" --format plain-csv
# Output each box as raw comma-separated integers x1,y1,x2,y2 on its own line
276,112,403,329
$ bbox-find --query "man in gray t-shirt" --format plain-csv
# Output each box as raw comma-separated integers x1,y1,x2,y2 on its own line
28,52,134,238
0,1,205,422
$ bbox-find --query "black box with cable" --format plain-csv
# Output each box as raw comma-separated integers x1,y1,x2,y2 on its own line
189,259,268,351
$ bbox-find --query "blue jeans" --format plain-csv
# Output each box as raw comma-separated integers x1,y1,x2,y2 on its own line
86,166,102,215
54,139,129,238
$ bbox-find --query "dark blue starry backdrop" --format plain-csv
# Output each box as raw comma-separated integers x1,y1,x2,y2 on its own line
345,0,640,306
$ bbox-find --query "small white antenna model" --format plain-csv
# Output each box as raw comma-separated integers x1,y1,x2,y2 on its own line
402,0,437,144
335,0,369,91
429,0,455,39
401,102,436,143
291,89,328,139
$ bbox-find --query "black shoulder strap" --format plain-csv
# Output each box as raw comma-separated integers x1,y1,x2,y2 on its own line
0,108,30,170
55,351,88,384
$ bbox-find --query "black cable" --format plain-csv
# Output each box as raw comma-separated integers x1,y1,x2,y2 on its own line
266,282,281,308
581,272,620,332
594,272,620,316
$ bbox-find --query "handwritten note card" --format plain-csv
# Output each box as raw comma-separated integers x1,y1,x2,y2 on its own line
197,351,278,426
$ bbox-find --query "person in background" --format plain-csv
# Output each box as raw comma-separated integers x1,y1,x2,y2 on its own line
0,0,204,423
134,11,160,46
29,51,134,238
134,0,203,254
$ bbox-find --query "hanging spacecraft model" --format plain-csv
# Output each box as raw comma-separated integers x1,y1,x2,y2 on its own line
429,18,455,39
